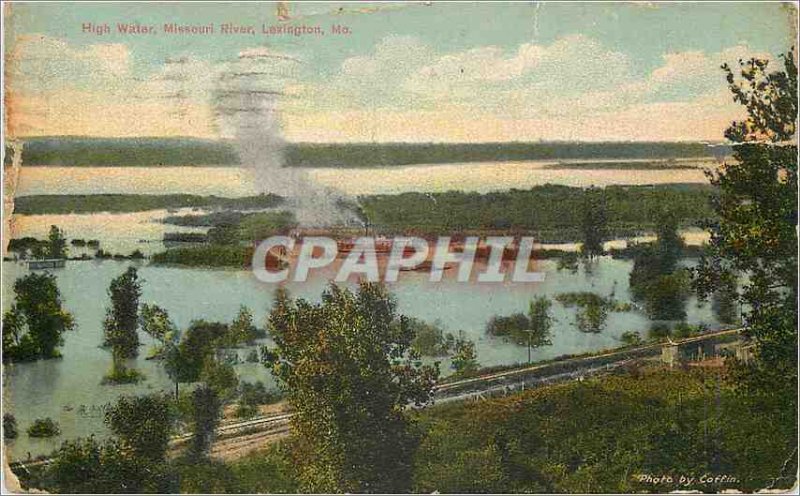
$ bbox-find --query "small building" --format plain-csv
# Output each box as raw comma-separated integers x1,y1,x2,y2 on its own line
27,259,66,270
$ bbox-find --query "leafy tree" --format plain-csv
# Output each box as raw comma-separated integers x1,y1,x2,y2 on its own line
103,267,143,381
620,331,643,346
2,273,74,361
575,296,608,333
104,267,142,357
3,413,18,440
629,209,691,321
451,336,480,377
694,49,797,406
485,313,532,344
27,417,61,437
262,283,438,493
579,186,607,258
711,271,739,325
408,318,453,356
527,297,554,348
104,394,174,462
139,303,177,356
46,225,68,259
226,305,258,347
188,385,222,460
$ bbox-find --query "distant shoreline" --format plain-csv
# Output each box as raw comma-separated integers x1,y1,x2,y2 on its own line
5,137,730,168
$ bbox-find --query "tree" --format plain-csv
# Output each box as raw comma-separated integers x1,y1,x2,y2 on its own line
226,305,257,347
526,296,554,362
694,49,797,406
47,225,68,259
262,284,438,493
575,296,608,333
188,385,222,460
629,208,691,321
450,336,479,376
139,304,177,356
104,394,174,462
103,267,143,381
3,413,18,440
579,186,607,258
2,273,74,361
45,392,178,494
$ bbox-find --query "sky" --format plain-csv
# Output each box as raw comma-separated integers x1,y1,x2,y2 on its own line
3,1,797,142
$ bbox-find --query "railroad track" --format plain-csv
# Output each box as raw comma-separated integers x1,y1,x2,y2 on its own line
9,328,741,467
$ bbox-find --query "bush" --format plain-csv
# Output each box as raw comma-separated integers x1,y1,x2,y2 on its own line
101,367,145,385
4,413,18,439
27,417,61,438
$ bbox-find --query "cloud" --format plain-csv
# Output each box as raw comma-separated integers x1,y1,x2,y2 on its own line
7,34,131,93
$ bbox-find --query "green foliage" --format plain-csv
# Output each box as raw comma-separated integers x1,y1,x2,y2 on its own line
189,385,222,460
225,306,260,347
262,283,439,493
46,225,68,259
360,184,715,241
103,266,142,359
234,210,297,241
17,137,718,167
104,394,174,462
14,193,281,215
7,237,49,259
42,394,177,492
629,210,691,321
450,337,480,377
3,413,18,440
486,313,533,344
150,244,254,268
694,50,797,405
407,318,454,356
555,292,632,333
620,331,643,346
528,297,555,347
413,368,797,493
580,186,607,258
236,381,283,418
227,444,299,494
2,272,74,362
139,303,178,356
27,417,61,438
101,367,145,385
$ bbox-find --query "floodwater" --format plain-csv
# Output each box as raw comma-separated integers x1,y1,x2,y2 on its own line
15,161,713,197
2,257,723,459
4,159,721,459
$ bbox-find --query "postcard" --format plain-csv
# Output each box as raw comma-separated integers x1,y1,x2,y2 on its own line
2,2,797,494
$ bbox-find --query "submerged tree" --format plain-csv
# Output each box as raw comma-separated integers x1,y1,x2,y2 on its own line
450,335,479,376
695,49,797,408
103,267,143,382
262,284,438,493
2,273,74,362
139,303,178,357
629,208,691,321
46,225,68,259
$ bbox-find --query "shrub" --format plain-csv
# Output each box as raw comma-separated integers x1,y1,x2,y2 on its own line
27,417,61,438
